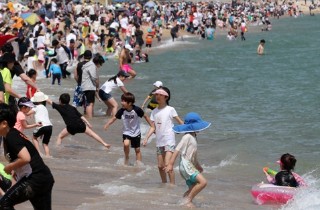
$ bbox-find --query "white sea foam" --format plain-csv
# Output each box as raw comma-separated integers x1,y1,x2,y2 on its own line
281,170,320,210
93,184,147,195
218,154,238,167
201,155,239,173
151,39,196,50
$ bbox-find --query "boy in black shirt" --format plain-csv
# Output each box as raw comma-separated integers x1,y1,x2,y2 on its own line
0,103,54,209
46,93,111,148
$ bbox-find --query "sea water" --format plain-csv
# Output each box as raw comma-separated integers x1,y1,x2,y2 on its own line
14,15,320,210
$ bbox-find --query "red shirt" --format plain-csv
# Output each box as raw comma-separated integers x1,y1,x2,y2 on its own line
26,84,36,99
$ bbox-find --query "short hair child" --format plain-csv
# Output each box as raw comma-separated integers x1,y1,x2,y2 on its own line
49,58,62,85
104,92,152,165
46,93,111,148
26,69,37,99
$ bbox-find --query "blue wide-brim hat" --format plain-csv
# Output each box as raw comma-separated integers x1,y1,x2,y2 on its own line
173,112,211,133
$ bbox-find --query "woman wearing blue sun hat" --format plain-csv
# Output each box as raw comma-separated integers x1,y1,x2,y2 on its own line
165,112,211,208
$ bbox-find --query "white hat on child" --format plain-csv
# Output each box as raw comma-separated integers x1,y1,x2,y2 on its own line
31,92,49,103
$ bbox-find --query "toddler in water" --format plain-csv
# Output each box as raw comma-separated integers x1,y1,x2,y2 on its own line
165,112,211,208
49,58,62,85
264,153,307,187
143,87,184,184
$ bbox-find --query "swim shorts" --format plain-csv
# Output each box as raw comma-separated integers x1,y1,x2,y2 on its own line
156,145,175,155
186,172,200,187
179,156,200,187
123,134,141,148
67,121,86,135
33,125,53,144
98,89,112,101
121,64,132,72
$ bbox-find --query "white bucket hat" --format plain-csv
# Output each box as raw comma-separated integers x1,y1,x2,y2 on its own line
31,92,49,103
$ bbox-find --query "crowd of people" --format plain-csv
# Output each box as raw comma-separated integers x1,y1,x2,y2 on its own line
0,0,313,208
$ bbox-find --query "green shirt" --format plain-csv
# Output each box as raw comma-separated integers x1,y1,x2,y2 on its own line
0,73,4,92
0,67,13,104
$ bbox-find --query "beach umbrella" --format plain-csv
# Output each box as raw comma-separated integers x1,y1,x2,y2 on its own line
20,13,40,25
0,35,17,48
144,1,156,8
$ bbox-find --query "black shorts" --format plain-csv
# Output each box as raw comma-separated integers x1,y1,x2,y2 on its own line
146,44,152,48
84,90,96,104
67,122,86,135
33,125,53,144
123,134,141,148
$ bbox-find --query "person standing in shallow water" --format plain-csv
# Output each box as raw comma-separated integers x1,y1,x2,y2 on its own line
257,39,266,55
143,87,184,185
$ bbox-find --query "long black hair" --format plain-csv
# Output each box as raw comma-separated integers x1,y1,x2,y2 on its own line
161,86,171,105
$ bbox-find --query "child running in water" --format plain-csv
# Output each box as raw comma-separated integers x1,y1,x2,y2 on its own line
46,93,111,148
165,112,211,208
143,87,183,184
104,92,152,165
28,92,53,158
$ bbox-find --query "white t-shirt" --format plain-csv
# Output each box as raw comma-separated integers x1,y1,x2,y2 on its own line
75,4,82,15
109,21,119,30
66,33,77,47
115,105,144,137
32,104,52,127
27,57,36,71
100,77,124,94
175,133,198,163
150,105,178,147
56,46,69,64
176,133,199,180
51,1,57,12
119,17,128,29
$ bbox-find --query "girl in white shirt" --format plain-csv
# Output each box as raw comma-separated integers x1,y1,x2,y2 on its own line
143,87,184,185
98,71,129,117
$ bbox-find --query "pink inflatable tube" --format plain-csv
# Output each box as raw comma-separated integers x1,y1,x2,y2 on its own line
251,183,297,205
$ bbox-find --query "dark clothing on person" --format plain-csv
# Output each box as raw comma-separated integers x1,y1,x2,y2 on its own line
52,102,86,135
275,170,298,187
0,128,54,210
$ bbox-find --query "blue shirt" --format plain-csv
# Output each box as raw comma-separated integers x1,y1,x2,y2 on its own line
49,63,62,75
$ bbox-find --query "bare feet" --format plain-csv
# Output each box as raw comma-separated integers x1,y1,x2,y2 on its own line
185,202,196,208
